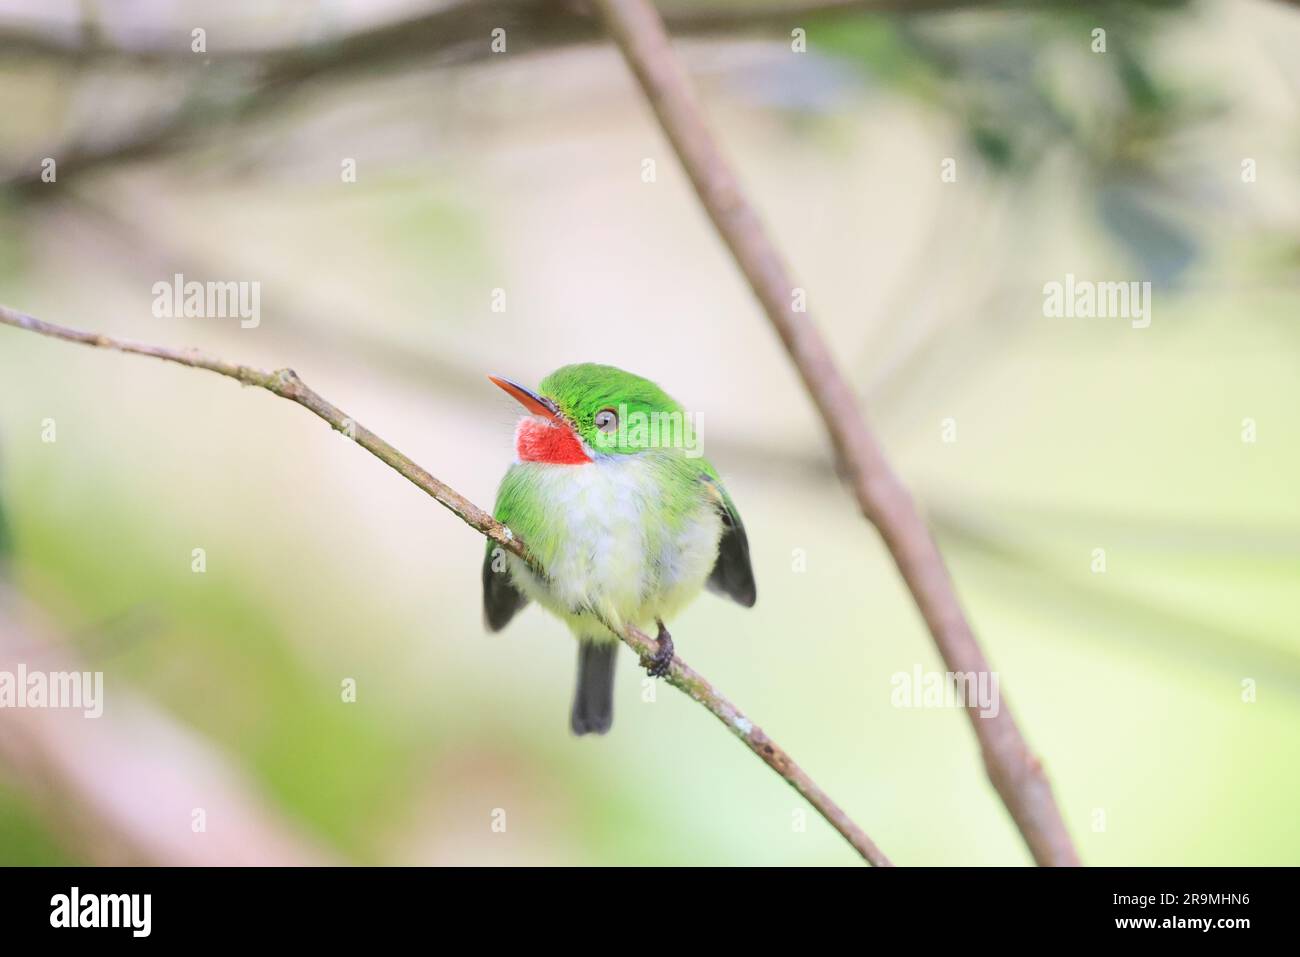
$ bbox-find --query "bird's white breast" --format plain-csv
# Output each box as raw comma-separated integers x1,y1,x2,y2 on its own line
507,455,721,639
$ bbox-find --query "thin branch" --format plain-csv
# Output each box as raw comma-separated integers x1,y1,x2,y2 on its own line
591,0,1079,865
0,304,892,867
1,0,995,192
0,1,994,63
0,0,1270,192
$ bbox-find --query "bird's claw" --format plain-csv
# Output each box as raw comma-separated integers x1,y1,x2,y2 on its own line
647,649,672,678
644,624,674,678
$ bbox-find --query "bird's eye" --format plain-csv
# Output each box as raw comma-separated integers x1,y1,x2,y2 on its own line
594,409,619,433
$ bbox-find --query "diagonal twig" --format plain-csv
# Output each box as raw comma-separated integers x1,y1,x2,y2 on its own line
0,0,1005,192
0,303,893,867
591,0,1079,865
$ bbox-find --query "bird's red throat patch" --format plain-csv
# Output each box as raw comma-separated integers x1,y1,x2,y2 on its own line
515,417,592,465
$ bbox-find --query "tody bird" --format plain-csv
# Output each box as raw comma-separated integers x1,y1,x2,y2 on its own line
482,364,756,735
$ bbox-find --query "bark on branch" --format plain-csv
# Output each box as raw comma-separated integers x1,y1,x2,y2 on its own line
0,303,892,867
590,0,1079,865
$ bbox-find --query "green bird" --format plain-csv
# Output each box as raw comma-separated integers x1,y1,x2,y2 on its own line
482,363,756,735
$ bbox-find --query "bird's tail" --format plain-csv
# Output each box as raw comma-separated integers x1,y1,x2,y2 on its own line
570,641,617,736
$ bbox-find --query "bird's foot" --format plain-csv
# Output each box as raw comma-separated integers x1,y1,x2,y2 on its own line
644,621,674,678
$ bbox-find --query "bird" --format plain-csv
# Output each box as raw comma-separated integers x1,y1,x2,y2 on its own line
482,363,756,735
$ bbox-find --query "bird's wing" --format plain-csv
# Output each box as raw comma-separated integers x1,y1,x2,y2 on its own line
482,538,529,631
701,473,757,608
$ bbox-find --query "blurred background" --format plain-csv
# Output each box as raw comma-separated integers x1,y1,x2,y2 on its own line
1,0,1297,866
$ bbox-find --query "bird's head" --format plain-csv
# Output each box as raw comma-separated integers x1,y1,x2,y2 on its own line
489,363,692,465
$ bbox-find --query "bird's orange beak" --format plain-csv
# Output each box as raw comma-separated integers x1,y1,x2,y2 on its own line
488,375,563,423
